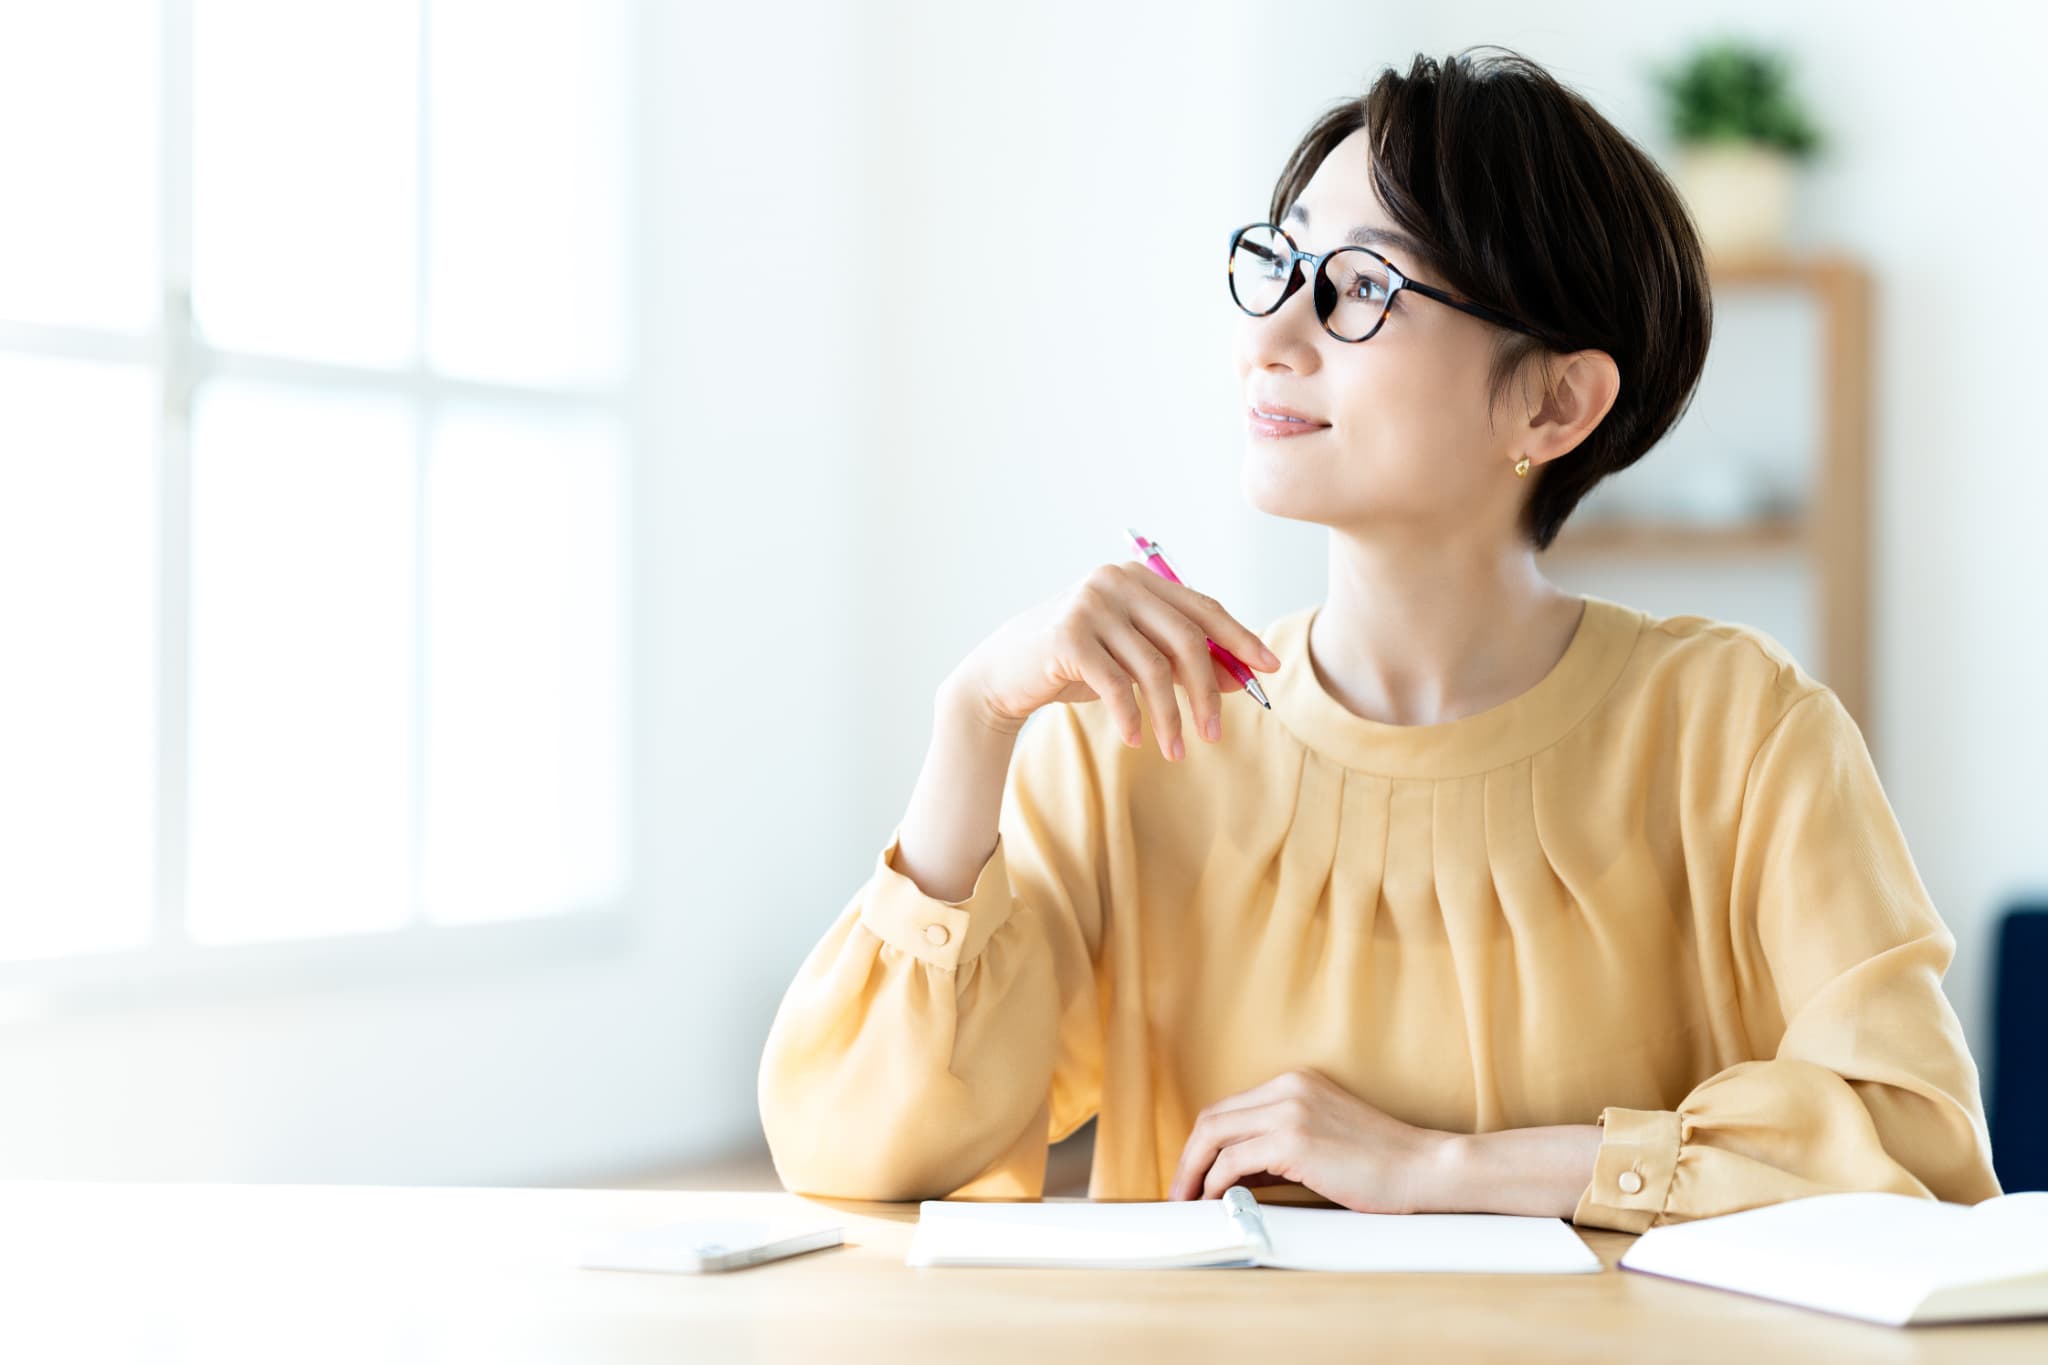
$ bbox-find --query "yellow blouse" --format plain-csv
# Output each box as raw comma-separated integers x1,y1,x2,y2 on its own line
757,594,2002,1232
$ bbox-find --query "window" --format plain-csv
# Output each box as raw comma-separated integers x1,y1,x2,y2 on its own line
0,0,635,977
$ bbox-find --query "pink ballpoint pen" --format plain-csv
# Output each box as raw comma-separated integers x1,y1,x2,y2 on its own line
1125,528,1271,710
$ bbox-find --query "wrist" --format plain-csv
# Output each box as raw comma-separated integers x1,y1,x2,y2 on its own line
1426,1130,1483,1212
1427,1125,1605,1219
937,670,1027,740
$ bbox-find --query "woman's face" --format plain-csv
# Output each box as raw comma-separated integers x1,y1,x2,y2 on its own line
1234,128,1530,544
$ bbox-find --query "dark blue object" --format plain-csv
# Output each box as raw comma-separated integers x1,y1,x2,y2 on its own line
1990,903,2048,1193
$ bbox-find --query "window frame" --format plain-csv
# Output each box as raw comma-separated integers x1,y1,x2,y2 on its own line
0,0,643,1010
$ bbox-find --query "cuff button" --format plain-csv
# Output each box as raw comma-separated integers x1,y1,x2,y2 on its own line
1617,1170,1644,1195
923,923,951,946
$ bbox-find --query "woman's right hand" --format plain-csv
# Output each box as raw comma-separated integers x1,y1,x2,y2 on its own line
944,561,1282,762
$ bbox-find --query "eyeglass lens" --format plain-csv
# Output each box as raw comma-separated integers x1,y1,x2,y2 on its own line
1229,224,1392,341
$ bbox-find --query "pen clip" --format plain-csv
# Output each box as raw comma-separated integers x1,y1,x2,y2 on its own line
1221,1185,1272,1259
1124,527,1172,570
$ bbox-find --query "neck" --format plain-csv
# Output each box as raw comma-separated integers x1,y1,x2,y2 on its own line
1311,525,1583,728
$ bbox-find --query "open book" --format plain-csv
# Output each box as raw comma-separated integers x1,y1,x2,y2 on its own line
1619,1190,2048,1326
906,1184,1602,1273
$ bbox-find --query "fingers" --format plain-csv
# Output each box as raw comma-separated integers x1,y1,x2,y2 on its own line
1169,1072,1321,1199
1123,589,1219,756
1119,569,1270,755
1068,562,1278,763
1169,1097,1295,1200
1200,1132,1297,1202
1124,562,1280,672
1102,615,1185,761
1210,655,1244,696
1070,632,1144,750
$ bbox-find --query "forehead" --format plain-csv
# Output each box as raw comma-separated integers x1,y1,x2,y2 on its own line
1282,129,1428,263
1293,128,1377,217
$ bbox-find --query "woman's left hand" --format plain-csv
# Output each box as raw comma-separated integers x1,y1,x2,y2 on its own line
1166,1067,1461,1211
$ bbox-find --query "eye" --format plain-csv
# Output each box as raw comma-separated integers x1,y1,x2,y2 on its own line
1338,269,1388,302
1255,250,1294,281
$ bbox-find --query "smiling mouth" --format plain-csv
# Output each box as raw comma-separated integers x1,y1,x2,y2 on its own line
1248,407,1331,436
1248,404,1329,425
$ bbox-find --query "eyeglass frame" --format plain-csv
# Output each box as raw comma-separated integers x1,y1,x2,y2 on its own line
1227,222,1565,349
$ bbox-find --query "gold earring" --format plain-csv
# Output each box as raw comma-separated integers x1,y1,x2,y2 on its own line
1514,456,1531,478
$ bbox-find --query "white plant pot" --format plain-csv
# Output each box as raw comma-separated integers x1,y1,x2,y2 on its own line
1672,141,1798,260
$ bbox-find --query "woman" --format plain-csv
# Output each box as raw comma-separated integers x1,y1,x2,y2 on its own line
755,47,2001,1232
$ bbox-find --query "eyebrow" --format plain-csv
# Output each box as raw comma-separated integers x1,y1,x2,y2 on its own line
1282,202,1426,259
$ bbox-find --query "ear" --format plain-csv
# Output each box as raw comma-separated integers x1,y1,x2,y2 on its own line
1519,349,1621,470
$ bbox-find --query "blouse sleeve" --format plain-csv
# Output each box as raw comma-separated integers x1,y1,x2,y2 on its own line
1573,687,2004,1233
755,702,1107,1201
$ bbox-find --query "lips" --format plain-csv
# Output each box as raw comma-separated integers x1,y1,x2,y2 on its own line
1248,408,1329,439
1247,401,1329,427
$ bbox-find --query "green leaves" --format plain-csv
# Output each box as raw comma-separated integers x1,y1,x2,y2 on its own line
1652,38,1824,158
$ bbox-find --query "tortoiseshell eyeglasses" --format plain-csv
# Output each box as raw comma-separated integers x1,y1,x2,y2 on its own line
1228,222,1562,347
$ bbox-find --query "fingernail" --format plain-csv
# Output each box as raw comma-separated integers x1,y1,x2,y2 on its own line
1261,646,1280,668
1204,715,1220,742
1169,736,1184,762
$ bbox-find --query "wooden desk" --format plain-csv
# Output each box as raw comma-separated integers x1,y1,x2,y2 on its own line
1,1182,2040,1363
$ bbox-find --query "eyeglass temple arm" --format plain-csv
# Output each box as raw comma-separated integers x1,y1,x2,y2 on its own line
1400,277,1558,345
1236,236,1283,264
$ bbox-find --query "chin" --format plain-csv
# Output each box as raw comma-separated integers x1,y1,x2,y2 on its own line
1239,456,1342,526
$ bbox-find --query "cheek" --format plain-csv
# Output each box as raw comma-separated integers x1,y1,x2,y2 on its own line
1336,340,1491,447
1328,348,1435,437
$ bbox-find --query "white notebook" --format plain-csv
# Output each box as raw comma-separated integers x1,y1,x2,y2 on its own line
1619,1190,2048,1326
905,1185,1602,1273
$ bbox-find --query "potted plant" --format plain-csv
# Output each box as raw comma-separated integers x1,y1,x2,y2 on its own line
1652,38,1824,260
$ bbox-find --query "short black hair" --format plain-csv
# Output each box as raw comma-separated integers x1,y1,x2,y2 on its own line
1267,46,1714,551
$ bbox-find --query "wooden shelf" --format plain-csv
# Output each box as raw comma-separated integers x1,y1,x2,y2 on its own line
1703,247,1866,288
1548,516,1805,557
1540,249,1873,741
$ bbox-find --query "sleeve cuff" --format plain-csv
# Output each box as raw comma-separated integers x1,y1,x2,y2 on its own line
1571,1106,1683,1233
858,826,1017,971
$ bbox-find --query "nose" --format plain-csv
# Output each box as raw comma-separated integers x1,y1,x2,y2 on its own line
1248,250,1326,342
1237,274,1324,377
1272,252,1315,313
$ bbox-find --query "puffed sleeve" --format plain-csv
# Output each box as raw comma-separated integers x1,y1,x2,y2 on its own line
756,701,1107,1201
1573,687,2003,1233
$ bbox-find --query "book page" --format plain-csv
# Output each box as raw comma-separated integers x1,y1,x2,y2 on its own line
1971,1190,2048,1223
1620,1192,2048,1326
1947,1191,2048,1281
1257,1205,1603,1274
905,1198,1254,1268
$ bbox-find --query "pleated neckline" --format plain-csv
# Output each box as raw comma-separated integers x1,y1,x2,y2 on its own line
1260,594,1644,779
